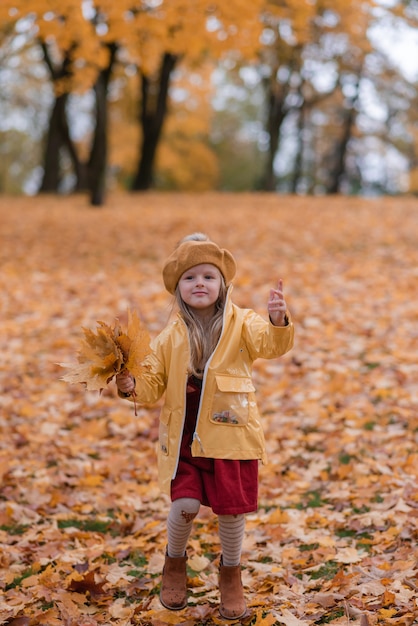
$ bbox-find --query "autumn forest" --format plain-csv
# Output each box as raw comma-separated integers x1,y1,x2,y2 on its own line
1,0,418,205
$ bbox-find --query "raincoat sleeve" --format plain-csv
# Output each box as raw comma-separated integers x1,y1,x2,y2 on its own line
242,309,294,361
119,336,168,405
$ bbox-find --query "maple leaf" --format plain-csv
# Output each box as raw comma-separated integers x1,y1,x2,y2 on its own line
60,310,151,392
125,309,153,380
67,569,106,598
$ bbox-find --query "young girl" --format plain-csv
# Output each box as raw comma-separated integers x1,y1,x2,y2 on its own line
116,233,294,619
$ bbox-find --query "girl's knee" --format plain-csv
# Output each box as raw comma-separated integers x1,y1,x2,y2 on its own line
171,497,201,523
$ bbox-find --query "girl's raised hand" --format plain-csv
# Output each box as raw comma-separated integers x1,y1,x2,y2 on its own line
268,278,287,326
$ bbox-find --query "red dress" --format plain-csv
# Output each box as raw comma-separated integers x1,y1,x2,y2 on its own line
170,376,258,515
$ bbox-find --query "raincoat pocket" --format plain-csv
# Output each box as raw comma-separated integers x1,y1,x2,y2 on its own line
211,375,256,425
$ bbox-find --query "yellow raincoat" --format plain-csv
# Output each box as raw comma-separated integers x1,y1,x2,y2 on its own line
128,289,294,495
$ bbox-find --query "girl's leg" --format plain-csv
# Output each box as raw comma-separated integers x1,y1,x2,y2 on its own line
218,514,245,565
167,497,201,556
161,498,200,610
218,514,247,619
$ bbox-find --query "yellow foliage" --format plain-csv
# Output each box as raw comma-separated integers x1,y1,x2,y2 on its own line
3,0,266,92
158,138,219,191
109,120,140,183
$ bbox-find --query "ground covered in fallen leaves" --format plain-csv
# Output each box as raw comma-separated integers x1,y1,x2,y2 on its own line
1,193,417,626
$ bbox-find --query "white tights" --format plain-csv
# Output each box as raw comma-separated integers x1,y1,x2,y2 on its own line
167,497,245,566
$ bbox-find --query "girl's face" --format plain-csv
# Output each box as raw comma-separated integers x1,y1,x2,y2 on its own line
178,263,222,316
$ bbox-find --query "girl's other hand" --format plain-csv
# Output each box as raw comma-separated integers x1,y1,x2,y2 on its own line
116,369,135,394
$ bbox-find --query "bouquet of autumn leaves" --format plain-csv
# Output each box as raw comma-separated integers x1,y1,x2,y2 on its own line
61,310,151,414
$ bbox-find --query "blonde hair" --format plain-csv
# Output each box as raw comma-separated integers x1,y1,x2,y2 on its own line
175,233,227,377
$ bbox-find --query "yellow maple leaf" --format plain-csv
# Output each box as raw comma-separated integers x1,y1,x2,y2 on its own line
378,608,397,619
249,609,278,626
124,309,152,379
79,474,104,487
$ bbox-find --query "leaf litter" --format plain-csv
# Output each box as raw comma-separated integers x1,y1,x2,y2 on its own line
0,193,417,625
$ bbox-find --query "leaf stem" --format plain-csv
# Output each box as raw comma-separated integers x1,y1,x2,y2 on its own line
132,389,138,416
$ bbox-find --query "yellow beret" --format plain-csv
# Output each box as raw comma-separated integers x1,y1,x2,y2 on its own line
162,240,236,294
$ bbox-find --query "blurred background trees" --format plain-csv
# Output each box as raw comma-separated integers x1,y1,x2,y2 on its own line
0,0,417,204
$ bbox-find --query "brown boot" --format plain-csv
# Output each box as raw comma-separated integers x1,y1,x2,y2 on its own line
160,552,188,610
219,558,247,620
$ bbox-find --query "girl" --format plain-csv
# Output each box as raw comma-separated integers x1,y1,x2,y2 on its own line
116,233,294,619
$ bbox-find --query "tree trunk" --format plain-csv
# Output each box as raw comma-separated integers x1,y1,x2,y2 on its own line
87,43,117,206
131,52,178,191
261,56,300,193
327,71,362,194
38,43,79,193
88,78,107,206
264,85,289,191
327,108,356,194
290,95,306,193
39,93,68,192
